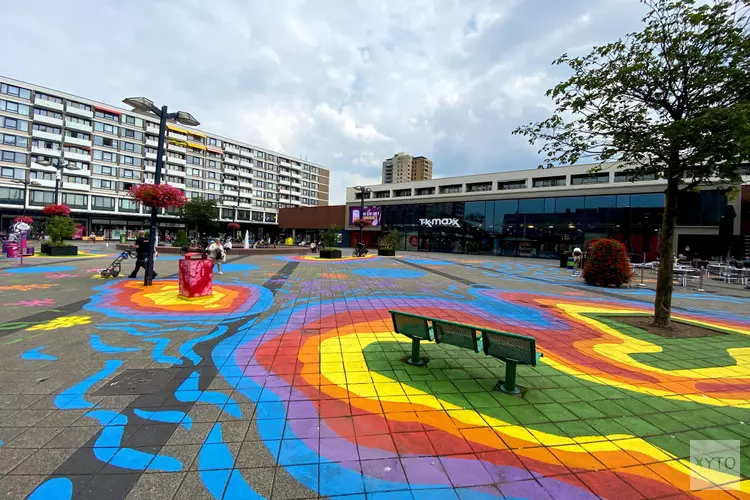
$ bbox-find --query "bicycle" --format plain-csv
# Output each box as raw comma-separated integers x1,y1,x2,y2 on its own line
352,244,369,258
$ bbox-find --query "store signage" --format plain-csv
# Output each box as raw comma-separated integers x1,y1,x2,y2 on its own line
419,218,461,228
349,206,381,227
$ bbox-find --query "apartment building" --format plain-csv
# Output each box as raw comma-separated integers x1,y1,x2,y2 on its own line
381,152,432,184
0,76,329,238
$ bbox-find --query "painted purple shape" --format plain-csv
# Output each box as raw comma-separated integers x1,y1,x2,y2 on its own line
497,479,554,500
361,457,407,484
536,476,599,500
320,437,359,462
287,401,319,419
480,462,534,484
439,457,494,487
285,419,320,439
401,457,452,490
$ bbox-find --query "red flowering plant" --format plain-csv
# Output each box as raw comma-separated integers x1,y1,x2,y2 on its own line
353,218,373,227
13,216,34,225
42,204,72,217
583,238,634,287
228,222,240,230
128,183,187,209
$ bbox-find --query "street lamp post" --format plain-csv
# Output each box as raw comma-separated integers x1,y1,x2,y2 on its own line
12,179,42,216
354,186,371,247
123,97,199,286
36,157,82,204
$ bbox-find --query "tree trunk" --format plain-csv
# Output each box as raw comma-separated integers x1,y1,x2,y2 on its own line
653,175,679,328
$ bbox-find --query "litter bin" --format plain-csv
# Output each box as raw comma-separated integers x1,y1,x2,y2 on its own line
120,235,127,244
560,252,572,268
178,252,213,298
567,257,576,270
6,244,20,258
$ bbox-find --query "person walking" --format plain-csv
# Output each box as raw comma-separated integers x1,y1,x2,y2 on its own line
128,230,158,279
207,237,226,274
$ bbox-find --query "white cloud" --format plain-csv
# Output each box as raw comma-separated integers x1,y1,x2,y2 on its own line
0,0,648,204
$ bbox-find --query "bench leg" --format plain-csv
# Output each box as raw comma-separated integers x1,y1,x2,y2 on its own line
499,361,520,394
406,338,424,366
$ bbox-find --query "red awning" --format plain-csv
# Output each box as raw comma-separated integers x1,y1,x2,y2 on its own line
206,145,223,154
94,106,121,115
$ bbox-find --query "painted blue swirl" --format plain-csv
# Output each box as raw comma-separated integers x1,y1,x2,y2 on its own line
27,477,73,500
175,371,242,418
54,360,122,409
89,334,141,354
20,345,57,361
134,408,192,430
179,325,228,365
199,423,261,499
142,338,183,365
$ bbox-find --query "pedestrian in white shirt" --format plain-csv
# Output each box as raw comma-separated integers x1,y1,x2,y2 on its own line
207,238,226,274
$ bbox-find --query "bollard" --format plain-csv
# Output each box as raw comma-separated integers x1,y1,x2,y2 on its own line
695,267,706,292
638,252,646,287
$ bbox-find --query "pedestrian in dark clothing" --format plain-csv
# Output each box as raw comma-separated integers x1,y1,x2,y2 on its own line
128,230,158,279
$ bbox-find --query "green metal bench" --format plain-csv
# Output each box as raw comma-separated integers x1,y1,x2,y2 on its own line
390,310,542,394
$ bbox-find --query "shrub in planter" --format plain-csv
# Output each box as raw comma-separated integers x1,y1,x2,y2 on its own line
583,238,633,287
44,215,78,256
378,230,399,256
319,225,342,259
173,229,189,247
320,249,342,259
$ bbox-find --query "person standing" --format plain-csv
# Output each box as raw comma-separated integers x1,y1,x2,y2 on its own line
128,230,158,279
207,237,225,274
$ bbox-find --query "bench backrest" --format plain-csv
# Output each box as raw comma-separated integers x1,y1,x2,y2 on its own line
390,311,433,341
481,329,537,365
433,320,482,353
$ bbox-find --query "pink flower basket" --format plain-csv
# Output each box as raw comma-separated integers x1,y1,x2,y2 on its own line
128,183,187,209
42,204,72,217
228,222,240,230
13,216,34,225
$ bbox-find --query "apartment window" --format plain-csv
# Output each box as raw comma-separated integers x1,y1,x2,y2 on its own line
498,180,526,190
571,173,609,185
467,182,492,192
119,168,138,179
206,171,217,179
208,182,220,191
207,137,220,147
93,164,115,176
62,175,89,185
205,193,218,200
92,178,115,190
67,160,89,171
206,159,219,169
532,176,566,188
120,141,142,154
1,83,31,100
206,151,221,159
93,150,117,163
32,139,60,151
68,101,92,111
67,116,91,126
614,172,657,182
167,152,184,160
122,115,143,127
0,99,31,116
265,213,277,223
187,179,202,189
394,189,412,198
165,176,182,184
1,166,25,180
187,191,201,198
1,133,28,148
188,168,201,176
30,171,55,181
61,193,88,208
34,108,62,119
1,150,27,164
187,156,202,165
267,182,275,190
414,188,433,196
121,128,143,141
64,145,89,156
251,211,263,222
93,136,118,149
166,164,184,172
36,93,63,104
29,189,54,206
439,185,462,194
0,116,28,132
32,123,60,134
118,199,138,212
66,130,90,141
91,196,115,210
94,122,118,135
95,110,119,121
144,160,156,168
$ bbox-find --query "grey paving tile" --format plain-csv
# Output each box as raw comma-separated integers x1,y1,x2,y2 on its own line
43,425,99,449
271,466,317,499
125,472,185,500
236,467,275,497
173,471,215,500
0,408,53,427
236,440,282,469
75,472,139,500
165,422,213,446
0,447,35,474
4,426,63,448
0,473,46,500
9,447,75,475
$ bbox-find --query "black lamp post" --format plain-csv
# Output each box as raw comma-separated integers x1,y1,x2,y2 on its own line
354,185,371,246
123,97,199,286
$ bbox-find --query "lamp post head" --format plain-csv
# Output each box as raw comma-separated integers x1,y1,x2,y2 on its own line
123,97,159,116
172,111,200,127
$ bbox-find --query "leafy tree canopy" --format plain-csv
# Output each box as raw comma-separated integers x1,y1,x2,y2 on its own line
181,197,219,233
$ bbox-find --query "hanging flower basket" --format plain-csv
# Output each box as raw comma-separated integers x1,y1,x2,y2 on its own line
353,218,373,227
228,222,240,230
128,183,187,209
13,216,34,225
42,204,72,217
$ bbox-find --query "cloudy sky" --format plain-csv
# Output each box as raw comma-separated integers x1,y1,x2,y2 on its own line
1,0,648,204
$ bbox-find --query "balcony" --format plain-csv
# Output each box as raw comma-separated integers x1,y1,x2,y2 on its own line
166,156,186,166
290,198,301,205
64,151,91,162
279,188,291,195
279,160,291,167
146,138,159,148
224,144,240,153
169,132,188,141
65,120,92,133
224,157,240,166
238,170,252,179
224,189,239,197
65,136,92,148
32,129,62,142
34,97,64,112
239,202,252,209
31,145,62,157
31,161,57,173
145,165,156,173
166,181,185,189
146,124,160,135
290,170,301,179
66,106,93,119
224,179,239,186
279,196,291,203
278,177,291,185
239,181,252,189
224,167,239,175
33,114,63,127
239,159,253,168
239,149,253,159
165,168,186,177
64,167,90,177
30,178,56,188
61,182,90,192
167,143,187,153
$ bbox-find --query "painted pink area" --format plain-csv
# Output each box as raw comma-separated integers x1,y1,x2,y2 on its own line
6,298,55,307
178,259,213,297
45,274,77,279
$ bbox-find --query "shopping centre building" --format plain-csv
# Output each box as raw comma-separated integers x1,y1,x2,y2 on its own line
345,163,750,260
0,76,329,239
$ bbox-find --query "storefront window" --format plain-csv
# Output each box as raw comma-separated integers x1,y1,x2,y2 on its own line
519,198,545,214
630,193,664,208
555,196,585,213
585,195,617,209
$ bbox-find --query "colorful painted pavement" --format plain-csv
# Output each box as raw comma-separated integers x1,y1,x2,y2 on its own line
0,252,748,499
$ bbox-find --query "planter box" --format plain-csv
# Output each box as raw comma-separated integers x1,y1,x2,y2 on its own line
41,243,50,254
378,248,396,256
45,245,78,256
319,249,342,259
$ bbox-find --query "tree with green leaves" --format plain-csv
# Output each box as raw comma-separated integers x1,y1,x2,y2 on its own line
181,197,219,234
513,0,750,327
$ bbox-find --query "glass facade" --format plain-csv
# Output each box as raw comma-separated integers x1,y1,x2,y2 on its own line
379,191,728,259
